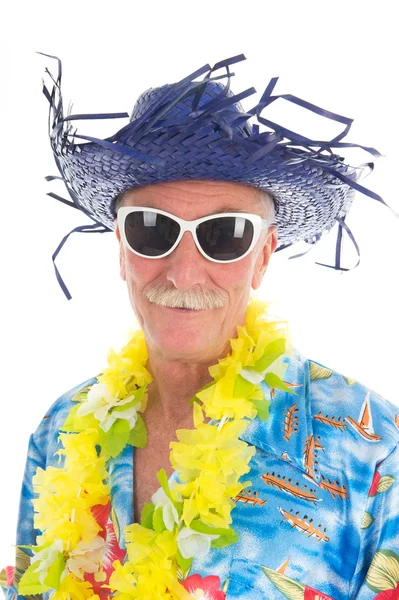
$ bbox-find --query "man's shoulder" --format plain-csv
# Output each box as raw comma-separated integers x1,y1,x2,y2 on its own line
31,376,98,456
301,350,399,451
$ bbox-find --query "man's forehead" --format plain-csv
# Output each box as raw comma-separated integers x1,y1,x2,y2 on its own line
120,180,263,211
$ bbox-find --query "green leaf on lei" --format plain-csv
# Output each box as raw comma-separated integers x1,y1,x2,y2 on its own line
113,399,135,413
189,519,232,537
132,384,147,406
176,549,192,572
114,385,146,413
152,506,166,533
98,419,131,458
174,501,184,519
211,529,239,549
253,338,286,372
61,404,99,433
43,552,66,589
157,469,175,505
128,414,147,448
264,372,296,394
251,397,270,421
141,503,155,529
61,404,80,432
233,375,256,398
18,561,50,595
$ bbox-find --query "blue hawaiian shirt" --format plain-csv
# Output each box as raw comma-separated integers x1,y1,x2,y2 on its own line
2,347,399,599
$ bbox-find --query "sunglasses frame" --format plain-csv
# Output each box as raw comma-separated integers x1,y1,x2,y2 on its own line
117,206,272,263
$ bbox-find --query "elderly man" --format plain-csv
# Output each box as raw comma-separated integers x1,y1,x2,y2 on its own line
1,55,399,600
114,180,277,521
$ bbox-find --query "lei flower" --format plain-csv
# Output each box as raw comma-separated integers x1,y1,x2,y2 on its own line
17,299,293,599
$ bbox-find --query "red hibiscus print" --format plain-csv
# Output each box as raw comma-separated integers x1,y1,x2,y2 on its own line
304,585,334,599
5,566,14,587
90,502,112,540
369,471,381,496
375,583,399,600
84,502,126,597
183,574,225,599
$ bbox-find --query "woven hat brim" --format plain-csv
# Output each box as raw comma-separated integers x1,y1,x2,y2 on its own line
39,53,398,300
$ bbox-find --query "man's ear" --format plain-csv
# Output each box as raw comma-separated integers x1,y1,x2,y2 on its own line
115,223,126,282
251,227,278,290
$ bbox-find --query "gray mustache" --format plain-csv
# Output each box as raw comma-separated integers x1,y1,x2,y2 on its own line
144,283,228,310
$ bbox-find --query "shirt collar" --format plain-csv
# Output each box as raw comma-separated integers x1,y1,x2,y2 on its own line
239,348,322,483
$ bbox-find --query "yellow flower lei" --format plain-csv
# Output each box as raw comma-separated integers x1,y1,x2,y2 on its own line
18,299,292,600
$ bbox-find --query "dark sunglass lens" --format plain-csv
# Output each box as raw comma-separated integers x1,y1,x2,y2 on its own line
124,211,180,257
197,216,254,260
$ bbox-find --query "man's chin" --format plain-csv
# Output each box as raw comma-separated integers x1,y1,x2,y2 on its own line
155,339,210,360
148,322,214,355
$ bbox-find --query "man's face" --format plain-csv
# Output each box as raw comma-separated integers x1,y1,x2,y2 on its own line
115,180,278,362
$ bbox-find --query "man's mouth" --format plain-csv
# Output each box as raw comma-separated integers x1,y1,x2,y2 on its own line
165,305,204,312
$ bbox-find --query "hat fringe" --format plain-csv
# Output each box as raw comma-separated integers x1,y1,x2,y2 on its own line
38,52,398,299
41,51,389,199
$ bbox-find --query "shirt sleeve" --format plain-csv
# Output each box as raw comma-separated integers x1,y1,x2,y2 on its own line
350,443,399,599
1,432,46,600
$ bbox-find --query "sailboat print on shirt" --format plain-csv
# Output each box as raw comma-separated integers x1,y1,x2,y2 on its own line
345,392,382,442
261,556,334,599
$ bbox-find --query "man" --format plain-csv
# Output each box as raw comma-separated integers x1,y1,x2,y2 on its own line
114,180,278,523
1,54,398,600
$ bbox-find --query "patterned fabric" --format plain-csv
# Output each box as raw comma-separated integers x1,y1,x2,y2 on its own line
2,348,399,599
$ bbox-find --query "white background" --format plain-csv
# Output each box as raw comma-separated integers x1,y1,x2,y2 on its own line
1,0,398,570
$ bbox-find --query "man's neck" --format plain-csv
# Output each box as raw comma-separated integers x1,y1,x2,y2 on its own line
145,345,228,427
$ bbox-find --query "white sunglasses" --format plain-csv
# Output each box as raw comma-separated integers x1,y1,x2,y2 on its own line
117,206,271,263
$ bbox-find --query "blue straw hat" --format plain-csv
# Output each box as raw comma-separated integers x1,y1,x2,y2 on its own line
41,53,397,299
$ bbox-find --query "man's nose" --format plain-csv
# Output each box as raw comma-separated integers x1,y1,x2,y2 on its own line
165,231,208,290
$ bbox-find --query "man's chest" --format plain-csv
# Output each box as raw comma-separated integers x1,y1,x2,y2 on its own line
187,448,361,599
107,436,370,599
133,444,175,522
